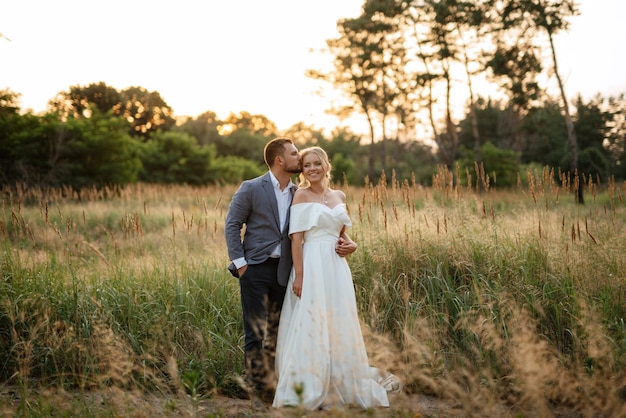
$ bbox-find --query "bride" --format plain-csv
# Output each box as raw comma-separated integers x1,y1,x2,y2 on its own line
272,146,400,410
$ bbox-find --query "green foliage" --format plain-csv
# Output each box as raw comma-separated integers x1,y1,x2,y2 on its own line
210,156,264,184
3,78,626,191
49,82,176,140
139,130,216,184
174,111,222,146
120,86,176,139
60,112,142,188
213,129,269,164
0,109,140,189
328,152,355,185
0,111,51,184
458,98,514,150
221,111,279,138
457,141,520,187
0,88,21,115
602,94,626,179
574,96,612,180
316,128,365,184
48,81,122,118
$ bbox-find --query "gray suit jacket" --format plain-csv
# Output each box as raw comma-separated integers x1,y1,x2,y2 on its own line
224,172,295,286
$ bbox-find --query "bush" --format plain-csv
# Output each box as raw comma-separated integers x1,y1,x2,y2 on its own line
210,156,264,184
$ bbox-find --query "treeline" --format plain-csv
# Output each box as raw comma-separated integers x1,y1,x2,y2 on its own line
3,1,626,193
0,83,435,190
307,0,626,193
0,82,625,192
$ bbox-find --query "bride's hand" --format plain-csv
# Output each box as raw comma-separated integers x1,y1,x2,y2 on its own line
292,276,303,298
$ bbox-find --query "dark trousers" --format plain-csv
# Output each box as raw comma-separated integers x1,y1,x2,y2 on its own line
239,258,286,396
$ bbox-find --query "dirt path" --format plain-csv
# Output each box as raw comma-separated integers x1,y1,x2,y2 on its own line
202,392,461,417
0,386,463,417
1,386,580,417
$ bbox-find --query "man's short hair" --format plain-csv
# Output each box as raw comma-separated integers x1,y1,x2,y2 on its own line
264,137,294,168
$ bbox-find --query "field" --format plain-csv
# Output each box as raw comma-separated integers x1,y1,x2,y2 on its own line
1,171,625,417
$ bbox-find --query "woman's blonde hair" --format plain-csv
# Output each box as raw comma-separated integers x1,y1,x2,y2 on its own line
298,146,332,188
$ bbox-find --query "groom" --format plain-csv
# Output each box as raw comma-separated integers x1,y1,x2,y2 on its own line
224,137,357,410
224,137,301,409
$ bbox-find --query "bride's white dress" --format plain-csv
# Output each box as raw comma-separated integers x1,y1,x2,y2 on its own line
273,203,389,410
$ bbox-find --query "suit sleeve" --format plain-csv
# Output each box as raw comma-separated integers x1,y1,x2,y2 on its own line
224,182,251,262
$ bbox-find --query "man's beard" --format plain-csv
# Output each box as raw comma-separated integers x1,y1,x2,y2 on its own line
285,164,302,174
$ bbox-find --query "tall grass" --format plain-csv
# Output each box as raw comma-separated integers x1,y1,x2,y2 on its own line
0,175,625,417
348,170,626,416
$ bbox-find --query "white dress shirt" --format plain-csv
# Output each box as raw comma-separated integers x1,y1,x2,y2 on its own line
232,171,294,269
269,171,293,257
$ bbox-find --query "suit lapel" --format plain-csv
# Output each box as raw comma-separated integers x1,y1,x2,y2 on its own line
262,172,281,230
283,184,297,234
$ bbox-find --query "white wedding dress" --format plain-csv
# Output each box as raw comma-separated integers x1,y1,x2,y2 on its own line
273,203,390,410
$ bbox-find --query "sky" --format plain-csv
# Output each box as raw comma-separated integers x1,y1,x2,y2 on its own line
1,0,625,134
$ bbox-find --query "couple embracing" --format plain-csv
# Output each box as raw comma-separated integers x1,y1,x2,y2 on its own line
224,137,401,411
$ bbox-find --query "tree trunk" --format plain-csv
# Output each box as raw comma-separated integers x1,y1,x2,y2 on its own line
456,22,483,192
547,27,583,203
365,109,377,182
444,64,459,172
412,20,445,166
380,113,387,179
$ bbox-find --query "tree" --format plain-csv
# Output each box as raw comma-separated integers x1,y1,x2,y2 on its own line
520,99,568,169
573,95,612,181
0,89,21,115
406,4,456,168
213,112,278,163
458,97,511,151
451,0,488,182
309,1,414,181
465,0,543,168
458,141,520,188
603,94,626,179
139,131,215,184
60,112,141,188
282,122,327,147
373,0,494,176
210,156,264,184
220,111,279,138
215,129,270,165
175,111,223,146
1,108,140,189
120,86,176,139
499,0,582,201
318,127,365,184
48,81,122,118
0,112,52,186
48,83,176,140
0,89,22,183
416,0,469,171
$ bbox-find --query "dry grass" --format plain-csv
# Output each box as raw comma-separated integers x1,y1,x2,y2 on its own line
1,173,625,417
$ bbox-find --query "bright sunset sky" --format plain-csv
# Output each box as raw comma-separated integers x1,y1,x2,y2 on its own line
1,0,625,133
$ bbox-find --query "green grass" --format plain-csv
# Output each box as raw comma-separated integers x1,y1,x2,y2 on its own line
1,178,625,417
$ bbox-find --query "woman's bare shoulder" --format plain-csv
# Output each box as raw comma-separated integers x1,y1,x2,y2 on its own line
292,187,310,204
328,188,346,202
